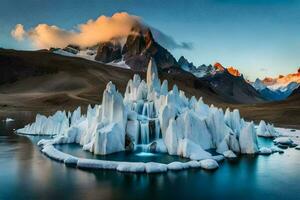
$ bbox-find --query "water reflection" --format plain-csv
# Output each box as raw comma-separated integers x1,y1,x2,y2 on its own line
0,120,300,200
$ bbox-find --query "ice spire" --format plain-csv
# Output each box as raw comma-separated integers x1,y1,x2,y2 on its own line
146,57,159,88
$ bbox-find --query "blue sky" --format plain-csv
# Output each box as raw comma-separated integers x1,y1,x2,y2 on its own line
0,0,299,80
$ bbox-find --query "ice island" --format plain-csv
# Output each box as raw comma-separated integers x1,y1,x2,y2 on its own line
17,58,286,173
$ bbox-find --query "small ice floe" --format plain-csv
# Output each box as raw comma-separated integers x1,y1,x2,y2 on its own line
116,162,145,173
199,159,219,170
274,137,293,145
274,128,300,145
64,157,79,166
256,120,279,138
145,162,168,173
3,118,14,122
259,147,272,155
270,147,284,154
187,160,201,168
77,159,118,170
223,150,237,159
167,162,186,171
273,137,299,149
167,161,203,171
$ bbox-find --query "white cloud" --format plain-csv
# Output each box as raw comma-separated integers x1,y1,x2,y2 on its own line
11,24,26,41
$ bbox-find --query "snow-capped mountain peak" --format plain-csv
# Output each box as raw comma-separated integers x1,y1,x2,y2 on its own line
252,78,267,91
262,68,300,90
51,27,178,71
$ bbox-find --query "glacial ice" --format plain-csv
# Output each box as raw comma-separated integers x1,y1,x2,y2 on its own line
42,144,78,163
150,139,167,153
239,122,258,154
187,160,202,168
177,139,212,160
94,123,125,155
223,150,237,158
117,162,145,173
77,158,119,170
3,118,14,122
17,57,279,173
270,146,284,153
199,159,219,170
17,111,69,136
145,162,168,173
167,161,187,170
257,120,279,137
212,155,225,162
239,122,259,154
38,140,222,173
259,147,272,155
273,137,293,145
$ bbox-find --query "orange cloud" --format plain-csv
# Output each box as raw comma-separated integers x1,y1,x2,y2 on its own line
12,12,141,49
11,24,26,41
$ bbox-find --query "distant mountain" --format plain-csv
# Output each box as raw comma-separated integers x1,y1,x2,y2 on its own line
261,68,300,90
52,27,178,71
1,48,299,127
49,28,264,104
252,78,299,101
177,56,216,78
289,84,300,97
198,69,265,103
178,57,241,78
252,78,267,91
176,57,264,103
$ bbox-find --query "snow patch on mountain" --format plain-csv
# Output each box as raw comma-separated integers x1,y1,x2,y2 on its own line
53,48,130,69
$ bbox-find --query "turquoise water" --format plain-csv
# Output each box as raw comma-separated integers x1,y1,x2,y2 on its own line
54,143,189,163
1,121,300,200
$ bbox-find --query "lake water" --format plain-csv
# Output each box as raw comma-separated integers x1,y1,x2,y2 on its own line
1,120,299,200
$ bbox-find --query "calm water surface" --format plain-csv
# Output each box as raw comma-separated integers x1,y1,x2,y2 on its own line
0,120,299,200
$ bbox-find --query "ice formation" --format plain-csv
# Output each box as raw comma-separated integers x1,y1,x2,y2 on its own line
256,120,280,137
17,57,277,172
3,118,14,122
223,150,237,159
259,147,272,155
199,159,219,170
273,137,294,145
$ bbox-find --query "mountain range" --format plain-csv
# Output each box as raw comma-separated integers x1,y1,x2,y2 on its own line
52,27,178,71
51,27,268,103
49,25,299,102
251,69,300,101
1,27,299,127
261,68,300,89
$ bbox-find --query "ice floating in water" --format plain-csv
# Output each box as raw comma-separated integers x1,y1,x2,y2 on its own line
17,57,284,173
3,118,14,122
257,120,280,138
239,122,259,154
223,150,237,159
273,137,294,145
259,147,272,155
39,143,218,173
199,159,219,170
